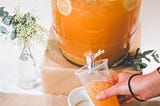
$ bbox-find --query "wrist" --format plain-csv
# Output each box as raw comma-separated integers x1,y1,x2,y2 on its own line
131,68,160,100
128,73,146,101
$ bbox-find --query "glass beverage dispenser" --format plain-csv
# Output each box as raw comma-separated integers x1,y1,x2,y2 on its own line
51,0,141,66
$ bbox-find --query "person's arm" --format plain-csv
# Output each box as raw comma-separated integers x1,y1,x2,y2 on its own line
96,67,160,104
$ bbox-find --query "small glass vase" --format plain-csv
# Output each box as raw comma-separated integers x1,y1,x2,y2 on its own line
17,44,39,89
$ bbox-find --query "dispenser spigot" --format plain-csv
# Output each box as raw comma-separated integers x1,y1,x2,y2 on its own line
85,49,104,70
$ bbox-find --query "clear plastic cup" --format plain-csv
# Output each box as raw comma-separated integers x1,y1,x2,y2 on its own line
75,59,120,106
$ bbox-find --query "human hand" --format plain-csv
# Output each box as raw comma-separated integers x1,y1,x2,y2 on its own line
96,70,160,104
96,72,136,104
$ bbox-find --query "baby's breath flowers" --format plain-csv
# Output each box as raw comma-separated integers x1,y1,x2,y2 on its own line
1,7,48,89
0,7,47,47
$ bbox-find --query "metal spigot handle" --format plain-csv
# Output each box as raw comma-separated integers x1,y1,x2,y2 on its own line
85,49,105,70
94,49,104,59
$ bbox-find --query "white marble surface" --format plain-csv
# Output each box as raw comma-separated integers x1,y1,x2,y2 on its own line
0,0,160,94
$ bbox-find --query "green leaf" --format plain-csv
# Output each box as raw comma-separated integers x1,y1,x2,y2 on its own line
3,11,9,17
139,63,148,69
152,52,160,63
133,61,142,66
144,56,151,62
156,54,159,58
2,15,12,25
143,50,154,55
136,54,144,59
133,65,138,70
135,48,141,58
0,26,8,34
152,55,160,63
123,48,160,71
11,33,16,40
0,8,8,17
133,64,141,71
0,7,4,11
0,7,5,17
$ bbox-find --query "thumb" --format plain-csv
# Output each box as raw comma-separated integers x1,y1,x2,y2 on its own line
96,85,119,100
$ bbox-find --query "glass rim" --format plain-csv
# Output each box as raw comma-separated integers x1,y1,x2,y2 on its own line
51,0,128,11
75,59,108,76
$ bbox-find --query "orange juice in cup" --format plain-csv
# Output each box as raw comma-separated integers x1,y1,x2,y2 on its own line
52,0,141,66
75,59,120,106
87,80,120,106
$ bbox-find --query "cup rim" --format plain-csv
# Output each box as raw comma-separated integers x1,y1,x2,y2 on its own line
75,59,108,76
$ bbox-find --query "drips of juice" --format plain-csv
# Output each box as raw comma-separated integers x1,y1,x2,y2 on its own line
87,80,120,106
52,0,141,66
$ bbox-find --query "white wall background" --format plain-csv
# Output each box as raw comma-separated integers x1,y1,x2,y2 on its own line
140,0,160,49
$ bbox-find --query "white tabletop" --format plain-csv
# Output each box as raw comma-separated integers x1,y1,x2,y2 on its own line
0,0,160,94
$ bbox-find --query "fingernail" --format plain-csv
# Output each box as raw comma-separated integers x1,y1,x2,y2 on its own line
96,92,104,100
96,95,101,100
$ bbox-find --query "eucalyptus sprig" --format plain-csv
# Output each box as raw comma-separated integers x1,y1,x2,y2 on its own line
0,7,47,47
0,7,12,34
123,48,160,71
